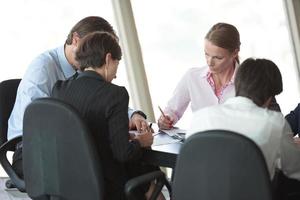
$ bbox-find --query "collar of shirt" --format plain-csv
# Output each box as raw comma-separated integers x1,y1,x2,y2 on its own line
77,70,105,82
203,61,239,81
224,96,260,109
57,45,76,79
205,62,239,99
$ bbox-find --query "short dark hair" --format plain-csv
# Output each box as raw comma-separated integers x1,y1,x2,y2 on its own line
235,58,283,106
65,16,116,45
75,31,122,71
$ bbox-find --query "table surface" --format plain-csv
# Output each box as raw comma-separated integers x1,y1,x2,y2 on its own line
151,133,182,154
142,132,182,168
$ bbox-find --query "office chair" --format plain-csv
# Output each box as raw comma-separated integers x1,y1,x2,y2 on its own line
172,130,273,200
22,98,105,200
0,79,25,191
125,170,171,200
273,169,300,200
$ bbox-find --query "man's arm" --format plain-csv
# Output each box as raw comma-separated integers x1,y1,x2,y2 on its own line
285,104,300,136
128,108,148,131
8,64,50,139
280,121,300,180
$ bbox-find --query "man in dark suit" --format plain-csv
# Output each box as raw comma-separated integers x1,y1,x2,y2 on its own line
52,31,160,200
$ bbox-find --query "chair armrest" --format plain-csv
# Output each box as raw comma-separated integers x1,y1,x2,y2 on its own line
0,136,25,192
125,170,171,200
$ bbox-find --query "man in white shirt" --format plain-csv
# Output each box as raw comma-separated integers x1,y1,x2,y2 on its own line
187,58,300,183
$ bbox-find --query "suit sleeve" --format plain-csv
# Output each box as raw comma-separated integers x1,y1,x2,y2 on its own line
285,104,300,136
280,120,300,180
106,87,142,162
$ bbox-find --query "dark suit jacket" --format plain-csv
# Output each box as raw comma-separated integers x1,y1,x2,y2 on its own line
285,103,300,136
52,70,143,199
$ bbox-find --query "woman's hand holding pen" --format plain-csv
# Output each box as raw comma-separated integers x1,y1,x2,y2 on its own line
157,106,173,130
158,115,174,130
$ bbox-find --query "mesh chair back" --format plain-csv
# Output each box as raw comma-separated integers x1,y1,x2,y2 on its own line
23,98,104,200
172,130,273,200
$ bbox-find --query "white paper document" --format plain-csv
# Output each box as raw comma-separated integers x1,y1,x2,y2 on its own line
129,125,186,145
152,134,178,146
160,127,186,138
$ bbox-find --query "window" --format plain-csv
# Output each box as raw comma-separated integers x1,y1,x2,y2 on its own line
0,0,131,177
0,0,129,93
131,0,300,128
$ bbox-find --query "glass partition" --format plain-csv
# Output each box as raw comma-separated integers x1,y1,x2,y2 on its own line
131,0,300,128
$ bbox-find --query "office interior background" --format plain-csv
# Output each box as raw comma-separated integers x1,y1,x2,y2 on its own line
0,0,300,175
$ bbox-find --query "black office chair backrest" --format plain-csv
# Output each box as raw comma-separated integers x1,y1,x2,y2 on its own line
0,79,21,145
23,98,104,200
172,130,273,200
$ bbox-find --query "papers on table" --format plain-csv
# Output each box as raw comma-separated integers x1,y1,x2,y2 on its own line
129,130,175,146
152,134,178,146
160,127,186,137
129,126,186,146
159,127,186,141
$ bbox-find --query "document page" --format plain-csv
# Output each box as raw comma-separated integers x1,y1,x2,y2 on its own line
160,127,186,138
152,135,178,146
129,124,186,145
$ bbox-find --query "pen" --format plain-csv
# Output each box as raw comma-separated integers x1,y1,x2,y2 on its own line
152,133,159,136
158,106,174,129
158,106,166,118
149,123,158,136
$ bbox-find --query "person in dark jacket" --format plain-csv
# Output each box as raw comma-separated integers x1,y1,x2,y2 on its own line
286,103,300,136
52,31,163,200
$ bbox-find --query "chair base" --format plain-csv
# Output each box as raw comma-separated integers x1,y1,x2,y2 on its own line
5,179,16,189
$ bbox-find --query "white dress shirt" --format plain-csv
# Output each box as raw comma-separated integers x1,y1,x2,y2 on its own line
164,65,237,124
187,96,300,180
